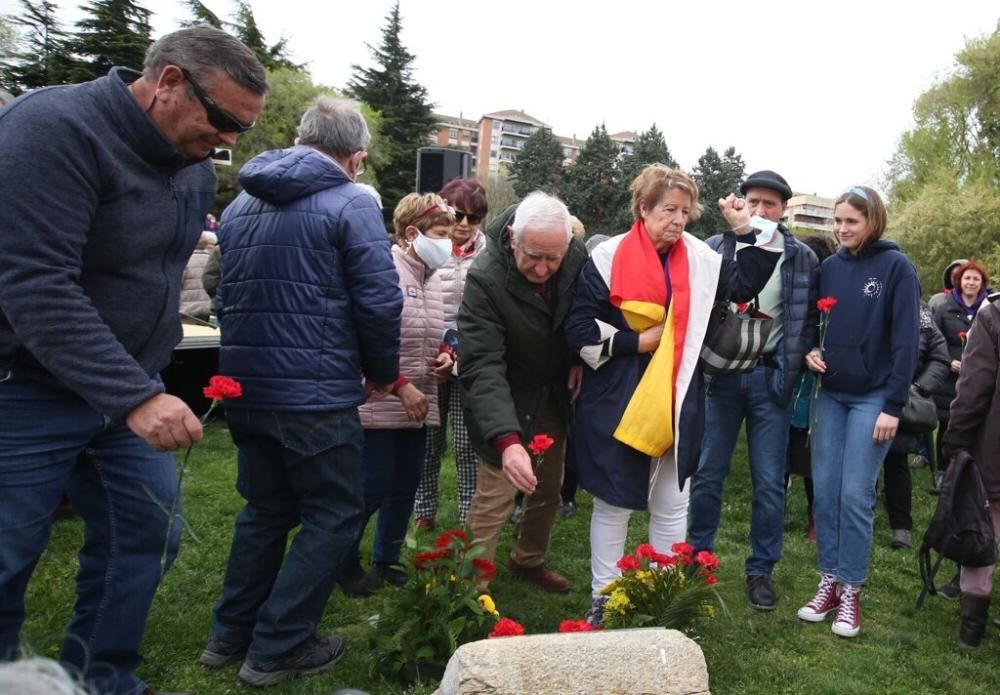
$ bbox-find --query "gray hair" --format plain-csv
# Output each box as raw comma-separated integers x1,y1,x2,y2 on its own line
511,191,572,243
0,658,89,695
297,97,371,159
144,24,268,96
585,233,610,254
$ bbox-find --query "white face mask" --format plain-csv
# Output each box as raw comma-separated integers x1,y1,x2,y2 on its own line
750,215,779,246
412,231,452,270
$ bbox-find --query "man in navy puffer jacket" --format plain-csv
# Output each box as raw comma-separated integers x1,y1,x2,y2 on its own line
203,97,402,687
0,25,267,695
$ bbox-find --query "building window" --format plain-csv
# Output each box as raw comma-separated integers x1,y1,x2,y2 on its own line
449,128,457,137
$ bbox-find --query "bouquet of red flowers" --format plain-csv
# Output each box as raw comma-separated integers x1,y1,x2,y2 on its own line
370,529,511,682
598,542,720,632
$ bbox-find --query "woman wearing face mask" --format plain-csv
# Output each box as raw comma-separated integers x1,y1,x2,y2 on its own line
340,193,455,595
413,178,488,531
798,186,920,638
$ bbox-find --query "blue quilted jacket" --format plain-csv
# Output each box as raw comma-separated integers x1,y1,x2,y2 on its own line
218,146,402,411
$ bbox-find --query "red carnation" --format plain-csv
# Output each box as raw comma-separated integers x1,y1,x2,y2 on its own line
958,330,968,343
652,552,677,567
434,529,467,550
473,557,496,582
705,574,718,585
635,543,657,559
414,550,448,570
616,555,641,572
558,619,597,632
202,375,242,401
488,617,525,638
816,296,838,313
695,550,720,570
671,542,693,557
527,433,555,457
737,302,749,314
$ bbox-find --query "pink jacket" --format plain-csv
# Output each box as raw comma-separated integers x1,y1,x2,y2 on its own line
359,245,444,429
437,229,486,331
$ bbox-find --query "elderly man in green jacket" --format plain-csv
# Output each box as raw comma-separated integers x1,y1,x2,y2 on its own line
458,191,587,593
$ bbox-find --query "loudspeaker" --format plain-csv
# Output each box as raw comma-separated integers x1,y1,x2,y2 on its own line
416,147,472,194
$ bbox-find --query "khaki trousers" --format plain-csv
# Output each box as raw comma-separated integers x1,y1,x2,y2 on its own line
465,410,565,571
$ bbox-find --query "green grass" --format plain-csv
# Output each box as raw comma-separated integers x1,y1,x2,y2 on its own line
21,423,1000,694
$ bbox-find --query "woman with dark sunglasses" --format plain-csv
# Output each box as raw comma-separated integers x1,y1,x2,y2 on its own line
413,177,489,530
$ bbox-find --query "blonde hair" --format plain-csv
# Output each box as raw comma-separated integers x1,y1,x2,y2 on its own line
630,164,702,223
392,193,455,241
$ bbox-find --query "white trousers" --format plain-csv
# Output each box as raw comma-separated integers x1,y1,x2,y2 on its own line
590,457,690,596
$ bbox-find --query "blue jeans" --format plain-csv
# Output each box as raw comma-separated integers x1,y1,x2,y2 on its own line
349,428,427,566
211,408,365,661
687,367,792,577
811,388,892,586
0,371,179,695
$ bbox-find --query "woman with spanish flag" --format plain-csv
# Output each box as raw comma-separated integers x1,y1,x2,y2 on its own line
564,164,779,623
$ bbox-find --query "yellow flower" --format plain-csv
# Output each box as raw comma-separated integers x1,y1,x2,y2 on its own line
605,588,633,616
478,594,496,614
599,578,620,596
635,570,655,588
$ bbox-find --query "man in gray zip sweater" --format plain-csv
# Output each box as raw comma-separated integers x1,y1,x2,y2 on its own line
0,26,266,695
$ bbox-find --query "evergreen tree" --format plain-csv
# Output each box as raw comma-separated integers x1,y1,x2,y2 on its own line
563,123,622,234
510,127,565,198
613,123,678,230
66,0,153,82
229,1,300,71
0,0,73,94
348,1,437,224
181,0,223,29
689,145,745,239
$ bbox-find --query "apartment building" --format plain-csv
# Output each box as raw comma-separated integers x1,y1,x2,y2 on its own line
431,111,637,179
784,194,835,233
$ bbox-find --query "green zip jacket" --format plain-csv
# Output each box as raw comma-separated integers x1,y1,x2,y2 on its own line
457,205,588,466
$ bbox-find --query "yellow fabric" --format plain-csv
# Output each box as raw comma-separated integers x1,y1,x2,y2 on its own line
613,300,676,457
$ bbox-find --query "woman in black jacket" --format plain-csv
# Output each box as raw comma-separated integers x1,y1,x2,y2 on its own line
931,259,990,481
882,303,949,548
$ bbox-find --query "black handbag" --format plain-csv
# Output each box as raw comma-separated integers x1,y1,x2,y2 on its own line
699,300,773,374
900,388,938,434
699,237,773,374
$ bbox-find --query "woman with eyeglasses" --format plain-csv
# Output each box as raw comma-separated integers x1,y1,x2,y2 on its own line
413,178,489,531
798,186,920,638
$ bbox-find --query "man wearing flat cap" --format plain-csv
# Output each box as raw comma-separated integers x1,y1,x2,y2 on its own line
688,170,819,611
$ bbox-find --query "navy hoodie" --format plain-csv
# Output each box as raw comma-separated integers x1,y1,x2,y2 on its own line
818,240,920,417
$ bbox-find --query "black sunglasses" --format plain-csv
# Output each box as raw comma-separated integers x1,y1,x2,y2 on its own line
180,67,255,134
455,210,483,225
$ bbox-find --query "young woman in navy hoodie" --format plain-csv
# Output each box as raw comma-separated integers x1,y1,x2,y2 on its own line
795,186,920,638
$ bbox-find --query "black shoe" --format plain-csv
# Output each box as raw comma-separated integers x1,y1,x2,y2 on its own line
199,636,248,667
340,564,380,598
238,634,345,687
746,575,777,611
938,575,961,600
372,562,407,588
560,500,577,518
959,594,991,647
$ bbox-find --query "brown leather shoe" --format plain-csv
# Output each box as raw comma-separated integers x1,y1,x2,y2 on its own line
507,559,571,593
414,517,435,531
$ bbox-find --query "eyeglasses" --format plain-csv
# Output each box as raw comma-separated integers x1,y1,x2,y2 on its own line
179,67,255,134
454,210,483,225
